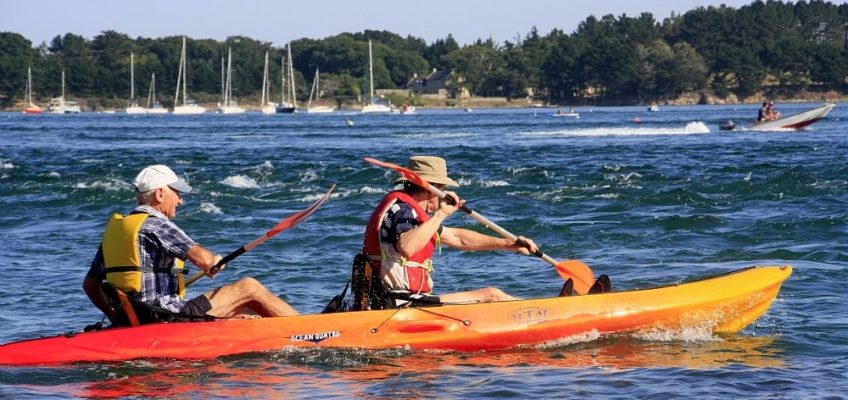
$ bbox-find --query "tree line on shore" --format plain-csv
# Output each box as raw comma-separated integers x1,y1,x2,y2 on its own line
0,0,846,109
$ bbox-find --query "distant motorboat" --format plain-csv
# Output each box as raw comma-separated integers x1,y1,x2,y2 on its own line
173,37,206,115
648,104,660,112
747,103,834,131
552,107,579,118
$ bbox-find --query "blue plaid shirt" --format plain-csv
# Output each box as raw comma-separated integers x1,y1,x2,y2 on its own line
87,205,197,312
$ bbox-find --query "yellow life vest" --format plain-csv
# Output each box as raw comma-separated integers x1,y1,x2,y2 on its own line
102,213,186,298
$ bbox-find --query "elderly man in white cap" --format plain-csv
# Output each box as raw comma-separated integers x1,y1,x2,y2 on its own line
83,165,298,326
357,156,538,309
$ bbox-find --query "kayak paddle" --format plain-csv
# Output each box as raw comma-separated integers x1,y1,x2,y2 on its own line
186,184,336,286
364,157,596,294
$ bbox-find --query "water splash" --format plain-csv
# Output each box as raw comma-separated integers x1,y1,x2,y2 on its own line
220,175,260,189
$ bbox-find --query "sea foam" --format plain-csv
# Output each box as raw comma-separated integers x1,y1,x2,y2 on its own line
220,175,260,189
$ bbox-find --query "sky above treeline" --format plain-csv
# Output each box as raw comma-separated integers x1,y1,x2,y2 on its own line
5,0,760,47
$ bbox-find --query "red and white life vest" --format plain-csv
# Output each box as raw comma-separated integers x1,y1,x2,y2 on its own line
362,191,436,294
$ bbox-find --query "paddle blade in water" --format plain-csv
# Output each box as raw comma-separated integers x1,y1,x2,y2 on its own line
556,260,595,295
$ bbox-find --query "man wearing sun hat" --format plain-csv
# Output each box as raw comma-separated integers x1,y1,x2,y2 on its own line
358,156,538,308
83,164,299,326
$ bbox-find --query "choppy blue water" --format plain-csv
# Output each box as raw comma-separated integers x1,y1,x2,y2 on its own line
0,104,845,399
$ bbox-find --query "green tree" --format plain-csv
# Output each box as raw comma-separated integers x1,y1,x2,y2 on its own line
0,32,34,107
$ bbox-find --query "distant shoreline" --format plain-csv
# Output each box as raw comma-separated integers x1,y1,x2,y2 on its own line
7,92,843,113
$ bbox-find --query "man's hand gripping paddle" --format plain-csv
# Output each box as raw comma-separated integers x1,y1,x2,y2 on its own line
364,157,597,294
186,184,335,287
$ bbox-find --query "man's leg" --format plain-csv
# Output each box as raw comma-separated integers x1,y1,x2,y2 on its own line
203,277,299,318
439,287,518,303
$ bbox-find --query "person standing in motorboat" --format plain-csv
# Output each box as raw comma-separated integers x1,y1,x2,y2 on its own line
83,165,299,326
358,156,539,307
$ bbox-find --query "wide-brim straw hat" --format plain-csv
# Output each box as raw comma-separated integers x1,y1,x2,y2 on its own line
395,156,459,187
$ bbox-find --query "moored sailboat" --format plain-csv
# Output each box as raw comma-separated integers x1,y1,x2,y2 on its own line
172,36,206,115
125,52,145,114
47,70,81,114
145,73,168,114
259,51,277,114
275,43,297,113
217,47,245,114
306,68,334,113
22,66,43,114
362,40,392,113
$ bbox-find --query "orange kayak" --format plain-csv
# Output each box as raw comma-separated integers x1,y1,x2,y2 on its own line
0,265,791,366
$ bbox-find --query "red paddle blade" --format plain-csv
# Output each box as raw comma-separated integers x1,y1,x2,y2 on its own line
364,157,430,189
266,184,335,237
556,260,595,295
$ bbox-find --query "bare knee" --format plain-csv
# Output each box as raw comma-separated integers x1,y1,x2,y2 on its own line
479,287,513,302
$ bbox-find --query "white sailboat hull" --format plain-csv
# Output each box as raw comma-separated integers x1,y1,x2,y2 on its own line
125,106,146,115
145,107,169,115
307,106,335,113
217,106,245,114
172,105,206,115
362,104,393,113
260,104,277,114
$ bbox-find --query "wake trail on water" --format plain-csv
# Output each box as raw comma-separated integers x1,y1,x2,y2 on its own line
515,121,711,137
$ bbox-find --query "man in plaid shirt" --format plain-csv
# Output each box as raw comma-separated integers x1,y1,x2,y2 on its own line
83,165,299,324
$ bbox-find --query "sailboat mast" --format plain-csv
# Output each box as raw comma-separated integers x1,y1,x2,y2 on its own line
182,37,188,105
61,70,66,101
281,55,287,103
368,40,374,105
175,37,184,106
130,52,135,102
261,52,268,105
26,66,32,104
287,43,295,107
226,47,233,107
221,56,225,105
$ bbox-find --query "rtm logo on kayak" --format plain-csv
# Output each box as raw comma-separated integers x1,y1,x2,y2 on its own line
290,330,341,344
508,307,549,323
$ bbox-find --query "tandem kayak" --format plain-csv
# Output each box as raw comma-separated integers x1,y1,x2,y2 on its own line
746,103,834,131
0,265,791,366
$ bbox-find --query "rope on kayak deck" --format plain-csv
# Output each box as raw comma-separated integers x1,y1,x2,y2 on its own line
370,307,471,334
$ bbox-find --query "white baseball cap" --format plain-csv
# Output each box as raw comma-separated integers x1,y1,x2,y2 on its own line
132,165,193,193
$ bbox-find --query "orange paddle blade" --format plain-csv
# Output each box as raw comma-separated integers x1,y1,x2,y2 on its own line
556,260,595,295
364,157,430,189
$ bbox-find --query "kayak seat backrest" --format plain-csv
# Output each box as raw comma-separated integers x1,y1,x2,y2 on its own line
350,253,394,311
101,283,215,327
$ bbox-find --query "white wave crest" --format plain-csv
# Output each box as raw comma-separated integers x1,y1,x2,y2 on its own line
536,329,602,348
74,179,129,191
299,169,319,182
253,160,274,172
632,326,722,342
359,185,385,194
220,175,260,189
1,162,14,169
46,171,61,178
199,202,223,214
480,180,510,187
